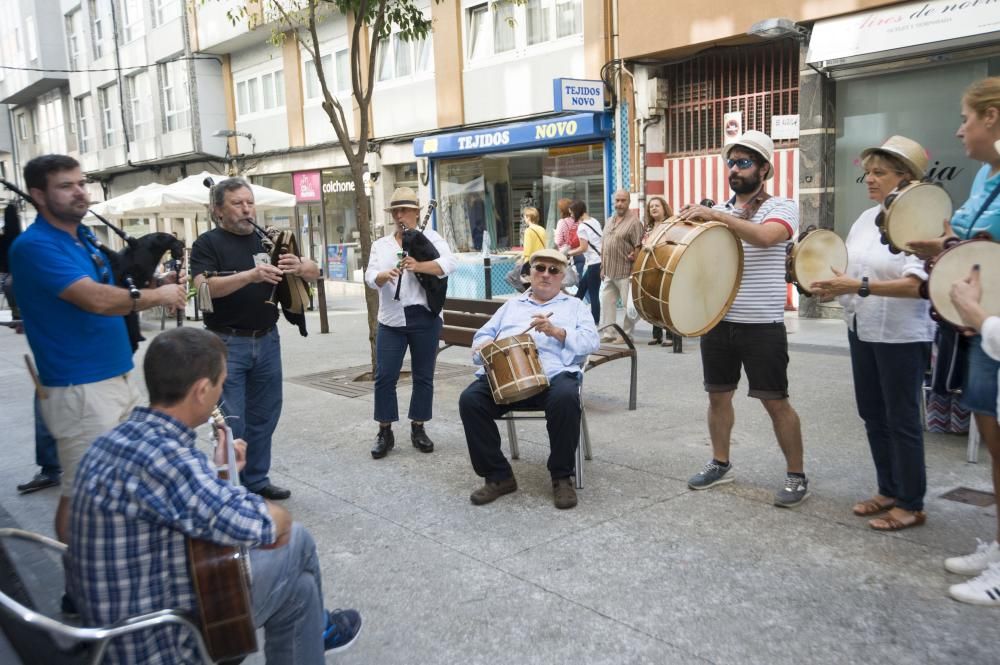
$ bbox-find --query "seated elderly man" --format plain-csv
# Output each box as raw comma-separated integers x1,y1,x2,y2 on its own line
459,248,600,509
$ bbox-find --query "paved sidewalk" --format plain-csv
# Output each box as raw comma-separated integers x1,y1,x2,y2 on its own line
0,300,995,664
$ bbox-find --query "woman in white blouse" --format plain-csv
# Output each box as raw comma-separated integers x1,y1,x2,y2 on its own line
810,136,935,531
364,187,458,460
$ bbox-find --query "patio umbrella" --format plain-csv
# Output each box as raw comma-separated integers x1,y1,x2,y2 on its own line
87,182,169,219
158,172,297,213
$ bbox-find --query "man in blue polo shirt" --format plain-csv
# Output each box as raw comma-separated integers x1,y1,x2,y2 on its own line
9,154,187,542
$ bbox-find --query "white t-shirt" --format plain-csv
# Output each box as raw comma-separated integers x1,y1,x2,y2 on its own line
716,195,799,324
837,206,934,344
576,217,603,267
364,228,457,327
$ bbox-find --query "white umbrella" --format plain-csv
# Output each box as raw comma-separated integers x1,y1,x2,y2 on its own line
88,182,169,219
159,172,297,213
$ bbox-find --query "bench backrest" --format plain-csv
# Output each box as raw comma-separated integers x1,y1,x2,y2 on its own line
441,298,503,348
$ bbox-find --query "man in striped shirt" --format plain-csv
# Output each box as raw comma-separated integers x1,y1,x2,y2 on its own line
599,189,644,343
67,327,361,664
676,130,809,508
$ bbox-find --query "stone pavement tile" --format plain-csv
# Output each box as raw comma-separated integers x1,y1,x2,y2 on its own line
287,510,702,665
497,490,996,665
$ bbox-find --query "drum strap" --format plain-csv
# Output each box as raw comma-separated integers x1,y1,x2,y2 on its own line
960,181,1000,239
726,189,772,221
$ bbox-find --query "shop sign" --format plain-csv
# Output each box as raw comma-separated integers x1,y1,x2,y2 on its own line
553,78,605,113
770,115,799,140
293,171,321,202
414,112,611,158
327,244,350,280
808,0,1000,65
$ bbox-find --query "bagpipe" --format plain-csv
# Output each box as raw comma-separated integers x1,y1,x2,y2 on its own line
202,178,310,336
1,178,184,353
393,199,448,315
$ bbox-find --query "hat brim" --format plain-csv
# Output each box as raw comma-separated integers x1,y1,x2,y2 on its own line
859,147,924,180
722,142,774,180
384,203,422,212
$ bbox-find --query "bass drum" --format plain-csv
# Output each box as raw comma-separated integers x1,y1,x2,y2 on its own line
925,236,1000,328
631,218,743,337
786,227,848,297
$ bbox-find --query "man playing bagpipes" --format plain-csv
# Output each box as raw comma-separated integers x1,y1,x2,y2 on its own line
8,154,187,543
191,177,320,501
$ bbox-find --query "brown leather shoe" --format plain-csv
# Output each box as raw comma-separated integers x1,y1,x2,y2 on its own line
470,476,517,505
552,477,577,509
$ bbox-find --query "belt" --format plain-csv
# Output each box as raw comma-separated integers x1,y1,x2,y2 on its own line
207,325,274,338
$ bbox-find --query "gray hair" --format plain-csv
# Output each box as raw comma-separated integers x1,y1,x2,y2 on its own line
210,177,253,208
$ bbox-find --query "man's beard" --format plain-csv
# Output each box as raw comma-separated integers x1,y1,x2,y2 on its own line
219,216,255,235
729,173,762,195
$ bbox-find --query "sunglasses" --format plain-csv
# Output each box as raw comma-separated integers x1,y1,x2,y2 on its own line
531,264,563,275
726,158,755,170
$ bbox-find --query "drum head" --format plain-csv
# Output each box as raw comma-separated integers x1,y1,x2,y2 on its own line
667,224,742,336
792,230,848,294
885,184,952,251
927,240,1000,327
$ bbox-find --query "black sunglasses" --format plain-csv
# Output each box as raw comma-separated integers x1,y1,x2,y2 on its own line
726,158,755,170
531,264,563,275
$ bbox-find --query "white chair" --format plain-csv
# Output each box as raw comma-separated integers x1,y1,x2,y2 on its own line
0,528,214,665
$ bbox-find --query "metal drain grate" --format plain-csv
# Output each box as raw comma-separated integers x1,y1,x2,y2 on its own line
288,361,475,398
940,487,995,507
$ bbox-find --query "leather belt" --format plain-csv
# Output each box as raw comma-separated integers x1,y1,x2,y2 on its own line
207,325,274,338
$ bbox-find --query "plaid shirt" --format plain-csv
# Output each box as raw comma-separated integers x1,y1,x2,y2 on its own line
67,407,275,665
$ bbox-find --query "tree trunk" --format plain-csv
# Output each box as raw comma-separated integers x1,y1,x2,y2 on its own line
349,165,380,374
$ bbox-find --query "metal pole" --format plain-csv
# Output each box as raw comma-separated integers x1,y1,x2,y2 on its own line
484,256,492,300
317,271,329,334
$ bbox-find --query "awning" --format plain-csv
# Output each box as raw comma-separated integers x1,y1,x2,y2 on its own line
807,0,1000,74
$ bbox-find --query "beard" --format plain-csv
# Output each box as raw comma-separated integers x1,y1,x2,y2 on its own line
729,172,762,195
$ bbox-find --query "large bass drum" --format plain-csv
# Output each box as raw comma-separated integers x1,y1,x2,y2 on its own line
925,236,1000,328
631,218,743,337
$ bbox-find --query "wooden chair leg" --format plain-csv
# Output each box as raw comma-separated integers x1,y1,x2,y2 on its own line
506,418,520,459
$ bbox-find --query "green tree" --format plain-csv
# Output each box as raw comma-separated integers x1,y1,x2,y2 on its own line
224,0,438,373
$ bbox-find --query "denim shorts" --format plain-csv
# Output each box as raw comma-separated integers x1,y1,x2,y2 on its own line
961,336,999,417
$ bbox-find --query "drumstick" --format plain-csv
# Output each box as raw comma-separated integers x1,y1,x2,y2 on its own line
518,311,553,336
23,354,47,399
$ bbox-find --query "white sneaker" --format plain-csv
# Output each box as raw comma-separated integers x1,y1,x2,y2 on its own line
948,562,1000,607
944,539,1000,576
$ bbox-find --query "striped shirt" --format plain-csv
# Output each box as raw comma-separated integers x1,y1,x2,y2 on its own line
601,212,643,279
67,407,275,665
716,195,798,323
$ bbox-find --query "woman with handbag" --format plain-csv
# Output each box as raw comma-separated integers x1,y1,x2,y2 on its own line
566,200,602,324
909,77,1000,606
809,136,935,532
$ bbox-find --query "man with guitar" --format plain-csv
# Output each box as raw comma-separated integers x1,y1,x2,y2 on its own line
191,177,320,501
9,154,187,544
67,327,362,663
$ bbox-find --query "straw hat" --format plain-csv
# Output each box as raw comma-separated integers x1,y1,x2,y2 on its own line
721,130,775,180
528,248,569,266
385,186,421,211
860,136,928,180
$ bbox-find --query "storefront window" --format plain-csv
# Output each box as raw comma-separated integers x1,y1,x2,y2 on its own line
322,167,363,280
254,173,294,231
834,58,999,237
435,142,604,253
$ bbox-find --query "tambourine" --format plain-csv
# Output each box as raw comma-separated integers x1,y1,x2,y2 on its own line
922,234,1000,328
785,225,848,297
876,180,952,255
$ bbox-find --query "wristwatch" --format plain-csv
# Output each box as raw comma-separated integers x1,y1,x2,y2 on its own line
857,276,871,298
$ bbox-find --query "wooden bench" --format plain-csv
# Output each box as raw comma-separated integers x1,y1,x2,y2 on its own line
440,297,637,410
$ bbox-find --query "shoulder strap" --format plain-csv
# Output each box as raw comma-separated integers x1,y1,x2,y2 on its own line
962,180,1000,239
528,224,546,245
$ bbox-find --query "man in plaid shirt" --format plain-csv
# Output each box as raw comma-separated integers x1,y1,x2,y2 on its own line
66,327,361,664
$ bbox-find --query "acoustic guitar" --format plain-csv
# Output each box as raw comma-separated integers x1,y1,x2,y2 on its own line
186,408,258,662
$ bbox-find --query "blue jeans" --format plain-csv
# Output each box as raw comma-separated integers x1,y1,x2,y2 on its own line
374,306,442,423
34,395,60,477
576,263,601,323
218,328,283,491
961,335,999,417
572,255,585,281
250,523,326,665
848,329,930,511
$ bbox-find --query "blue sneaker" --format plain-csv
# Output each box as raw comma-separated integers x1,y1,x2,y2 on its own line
323,608,362,653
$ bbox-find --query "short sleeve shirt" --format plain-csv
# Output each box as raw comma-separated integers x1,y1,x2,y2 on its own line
951,164,1000,240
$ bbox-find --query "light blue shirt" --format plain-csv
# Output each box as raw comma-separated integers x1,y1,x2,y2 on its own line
951,164,1000,240
472,290,601,378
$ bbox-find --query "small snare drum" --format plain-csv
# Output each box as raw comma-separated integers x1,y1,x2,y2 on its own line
480,334,549,404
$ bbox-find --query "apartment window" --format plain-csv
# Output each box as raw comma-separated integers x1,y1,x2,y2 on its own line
126,72,152,140
76,96,93,153
236,69,284,115
119,0,145,42
153,0,181,26
260,71,284,110
466,0,581,60
35,92,68,154
89,0,109,60
16,113,29,141
98,85,119,148
25,16,37,61
66,11,83,70
335,50,351,93
376,33,432,83
304,54,333,99
160,60,191,131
